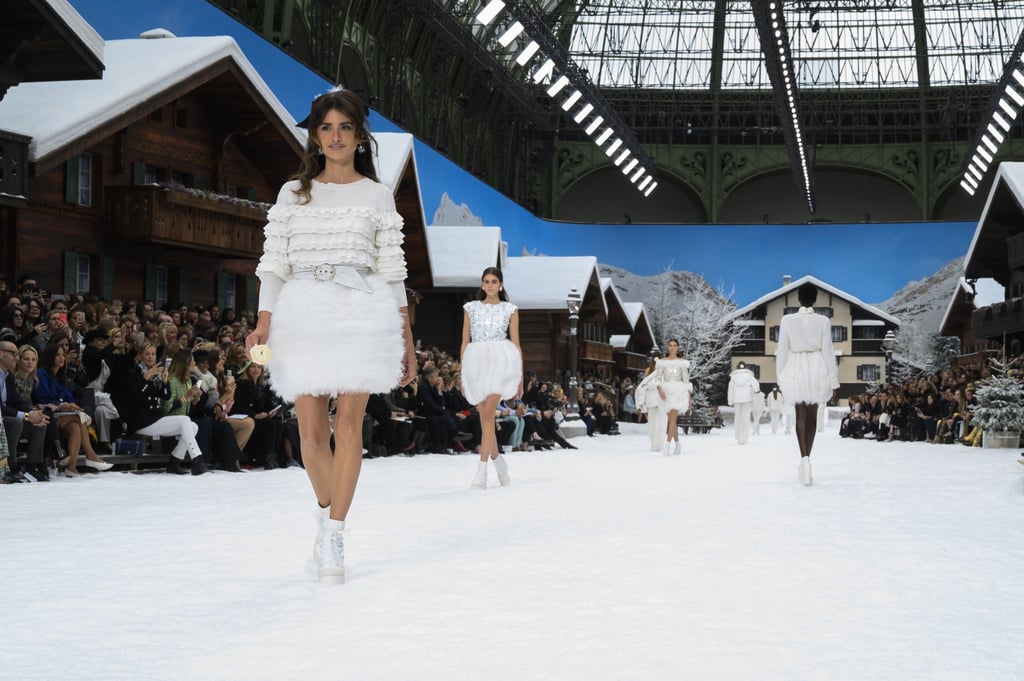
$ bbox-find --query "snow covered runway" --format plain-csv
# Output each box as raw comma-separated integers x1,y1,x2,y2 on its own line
4,423,1022,681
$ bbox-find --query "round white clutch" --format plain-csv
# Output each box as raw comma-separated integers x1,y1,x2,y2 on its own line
249,344,272,365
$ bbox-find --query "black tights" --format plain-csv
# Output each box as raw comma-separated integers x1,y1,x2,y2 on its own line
794,403,818,458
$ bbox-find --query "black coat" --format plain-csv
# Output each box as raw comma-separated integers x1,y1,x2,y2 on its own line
104,352,169,432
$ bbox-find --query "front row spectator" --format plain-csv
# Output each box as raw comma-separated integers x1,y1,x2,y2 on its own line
0,337,56,480
104,332,208,475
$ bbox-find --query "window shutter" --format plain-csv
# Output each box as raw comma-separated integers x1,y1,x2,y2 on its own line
144,262,157,302
246,188,257,202
216,272,230,309
132,161,147,186
62,251,77,294
65,156,80,203
178,265,190,305
246,274,257,312
102,256,115,300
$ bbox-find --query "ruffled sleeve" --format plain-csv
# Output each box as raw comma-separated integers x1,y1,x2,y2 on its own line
255,183,297,313
374,190,408,306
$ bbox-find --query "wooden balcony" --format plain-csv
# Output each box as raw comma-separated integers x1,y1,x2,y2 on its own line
0,130,29,207
972,298,1024,340
581,339,615,364
614,350,649,373
107,185,267,257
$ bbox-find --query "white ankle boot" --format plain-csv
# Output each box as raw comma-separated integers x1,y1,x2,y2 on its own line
672,440,681,456
799,458,813,486
663,442,672,456
492,454,510,486
313,504,330,562
318,518,346,582
471,461,488,489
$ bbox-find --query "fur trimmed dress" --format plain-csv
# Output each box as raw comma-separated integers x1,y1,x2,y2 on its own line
775,307,839,406
254,178,407,402
460,300,522,406
653,357,692,412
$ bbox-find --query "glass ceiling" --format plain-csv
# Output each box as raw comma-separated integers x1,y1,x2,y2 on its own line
561,0,1024,90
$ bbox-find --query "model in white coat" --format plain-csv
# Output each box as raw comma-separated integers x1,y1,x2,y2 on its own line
727,361,760,444
635,362,667,453
775,282,839,486
750,389,766,436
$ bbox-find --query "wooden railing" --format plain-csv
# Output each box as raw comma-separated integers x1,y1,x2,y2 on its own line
581,339,615,363
107,186,267,257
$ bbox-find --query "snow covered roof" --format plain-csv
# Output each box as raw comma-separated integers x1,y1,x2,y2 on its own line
45,0,104,66
502,256,603,312
0,32,303,164
724,274,900,325
610,334,631,348
425,226,503,288
373,132,416,194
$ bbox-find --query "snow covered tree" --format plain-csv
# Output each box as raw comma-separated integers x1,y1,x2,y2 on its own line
887,320,961,383
971,357,1024,432
648,265,749,394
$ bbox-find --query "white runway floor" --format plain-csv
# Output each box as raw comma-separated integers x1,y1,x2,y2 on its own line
4,422,1023,681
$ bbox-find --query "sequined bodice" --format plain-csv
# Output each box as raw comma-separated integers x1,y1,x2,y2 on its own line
654,358,690,383
465,301,516,342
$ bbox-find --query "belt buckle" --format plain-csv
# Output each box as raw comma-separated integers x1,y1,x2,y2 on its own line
313,264,335,282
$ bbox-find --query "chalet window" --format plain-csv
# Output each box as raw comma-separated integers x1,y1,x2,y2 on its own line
171,171,185,186
66,153,93,206
143,167,158,184
857,364,881,381
744,363,760,379
831,326,847,342
175,106,189,129
148,108,163,124
217,272,237,310
769,326,780,342
63,251,92,294
155,265,168,308
226,185,238,198
76,254,91,294
784,306,833,318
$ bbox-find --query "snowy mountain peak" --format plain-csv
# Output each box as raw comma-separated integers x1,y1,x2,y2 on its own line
432,192,483,226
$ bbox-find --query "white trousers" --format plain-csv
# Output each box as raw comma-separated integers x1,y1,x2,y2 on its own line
647,406,667,452
769,409,782,434
734,402,753,444
136,416,201,460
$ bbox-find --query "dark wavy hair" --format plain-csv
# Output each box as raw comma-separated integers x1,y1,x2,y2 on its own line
664,338,680,358
291,88,378,204
474,267,510,302
797,282,818,307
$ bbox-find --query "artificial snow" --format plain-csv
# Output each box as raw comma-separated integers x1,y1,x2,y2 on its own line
4,421,1022,681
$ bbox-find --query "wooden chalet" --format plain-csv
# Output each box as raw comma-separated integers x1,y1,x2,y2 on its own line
939,277,1003,370
724,275,900,401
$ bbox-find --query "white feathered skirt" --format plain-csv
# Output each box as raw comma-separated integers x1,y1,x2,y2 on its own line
461,339,522,406
778,351,832,405
660,382,691,412
265,274,403,402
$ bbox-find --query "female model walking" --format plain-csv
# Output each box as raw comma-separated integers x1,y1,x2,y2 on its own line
653,339,692,455
775,282,839,486
247,88,416,582
460,267,523,488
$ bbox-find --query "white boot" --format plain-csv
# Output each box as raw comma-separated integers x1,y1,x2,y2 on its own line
492,454,510,486
663,442,672,456
799,457,813,486
313,504,330,562
318,518,346,583
672,440,682,456
471,461,488,489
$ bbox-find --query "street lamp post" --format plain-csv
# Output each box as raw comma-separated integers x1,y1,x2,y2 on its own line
565,288,582,420
882,330,896,384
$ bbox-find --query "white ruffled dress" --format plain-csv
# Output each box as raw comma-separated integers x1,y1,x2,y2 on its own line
254,179,407,402
654,357,692,412
460,300,522,406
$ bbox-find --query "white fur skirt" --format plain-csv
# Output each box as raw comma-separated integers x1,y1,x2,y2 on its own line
265,274,403,402
660,381,691,412
778,352,833,405
461,339,522,406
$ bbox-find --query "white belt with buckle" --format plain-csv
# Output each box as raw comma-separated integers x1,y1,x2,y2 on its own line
292,264,371,293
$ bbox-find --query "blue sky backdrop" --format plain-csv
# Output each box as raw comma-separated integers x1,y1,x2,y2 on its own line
68,0,978,305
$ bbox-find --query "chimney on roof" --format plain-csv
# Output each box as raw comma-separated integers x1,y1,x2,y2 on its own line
783,274,792,286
